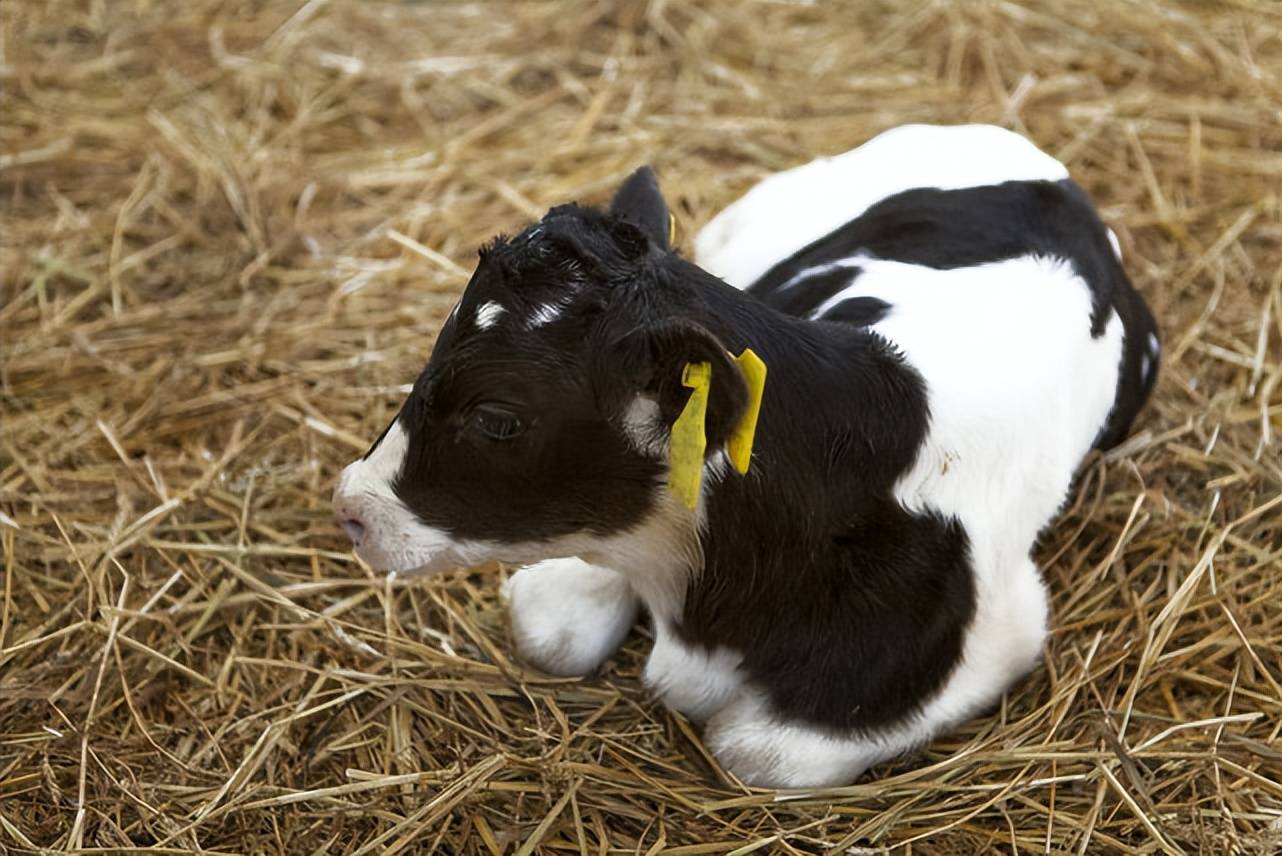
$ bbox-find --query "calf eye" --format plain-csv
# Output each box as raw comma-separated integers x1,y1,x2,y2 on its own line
471,405,526,441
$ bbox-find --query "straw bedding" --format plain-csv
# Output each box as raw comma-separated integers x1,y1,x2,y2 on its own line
1,0,1280,852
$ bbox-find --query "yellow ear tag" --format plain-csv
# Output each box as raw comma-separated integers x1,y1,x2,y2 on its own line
728,348,767,475
667,211,678,247
668,361,711,510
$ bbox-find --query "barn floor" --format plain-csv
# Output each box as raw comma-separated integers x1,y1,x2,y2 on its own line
2,1,1281,852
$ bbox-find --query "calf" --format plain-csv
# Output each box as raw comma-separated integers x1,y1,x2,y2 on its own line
332,124,1159,787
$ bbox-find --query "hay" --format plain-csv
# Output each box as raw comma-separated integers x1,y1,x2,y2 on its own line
1,0,1280,851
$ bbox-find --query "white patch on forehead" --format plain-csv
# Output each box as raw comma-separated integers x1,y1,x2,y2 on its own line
474,301,505,329
528,302,564,327
527,289,580,329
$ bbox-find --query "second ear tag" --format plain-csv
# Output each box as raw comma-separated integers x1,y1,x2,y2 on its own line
668,361,711,510
727,348,767,474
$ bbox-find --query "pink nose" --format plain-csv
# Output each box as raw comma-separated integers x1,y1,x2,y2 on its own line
337,515,366,546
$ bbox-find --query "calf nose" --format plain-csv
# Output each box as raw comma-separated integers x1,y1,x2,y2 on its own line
337,514,366,546
332,472,367,547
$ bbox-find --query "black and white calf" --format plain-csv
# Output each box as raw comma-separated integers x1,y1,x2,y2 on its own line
332,124,1159,787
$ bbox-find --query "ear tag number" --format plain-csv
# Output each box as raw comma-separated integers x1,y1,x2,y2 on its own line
668,361,711,510
728,348,767,474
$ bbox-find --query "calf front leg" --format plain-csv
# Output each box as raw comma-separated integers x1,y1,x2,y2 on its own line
502,558,638,676
644,626,745,721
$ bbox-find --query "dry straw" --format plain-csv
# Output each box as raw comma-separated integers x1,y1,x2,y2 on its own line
1,0,1280,852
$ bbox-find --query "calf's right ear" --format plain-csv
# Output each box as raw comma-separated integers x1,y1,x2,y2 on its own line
609,166,672,252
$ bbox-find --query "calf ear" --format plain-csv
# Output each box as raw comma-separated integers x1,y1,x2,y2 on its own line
609,166,671,252
616,319,748,451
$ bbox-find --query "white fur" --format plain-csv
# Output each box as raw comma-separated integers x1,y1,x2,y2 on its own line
478,481,738,715
698,560,1052,787
475,300,505,329
645,627,744,721
670,245,1121,783
527,302,564,327
1144,332,1161,385
579,489,702,621
694,124,1069,289
704,691,899,788
502,558,638,676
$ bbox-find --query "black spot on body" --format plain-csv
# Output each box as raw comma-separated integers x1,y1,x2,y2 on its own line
765,266,862,317
820,296,891,327
673,320,976,732
748,179,1160,450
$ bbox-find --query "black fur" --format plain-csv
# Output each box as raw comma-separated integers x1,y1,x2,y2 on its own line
610,166,672,251
819,295,891,328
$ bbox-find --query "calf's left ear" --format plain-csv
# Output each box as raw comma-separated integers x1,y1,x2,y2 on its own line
616,319,748,451
609,166,672,252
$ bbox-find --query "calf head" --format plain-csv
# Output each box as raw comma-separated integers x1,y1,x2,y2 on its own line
333,168,750,575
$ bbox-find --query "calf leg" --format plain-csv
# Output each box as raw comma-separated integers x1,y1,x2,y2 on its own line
502,558,638,676
644,626,745,721
703,692,911,788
